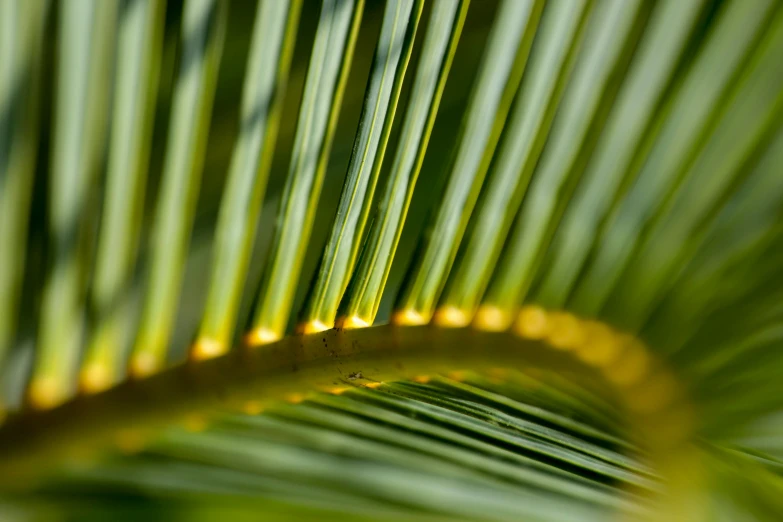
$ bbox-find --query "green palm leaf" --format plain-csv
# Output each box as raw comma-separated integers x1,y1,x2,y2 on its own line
0,0,782,521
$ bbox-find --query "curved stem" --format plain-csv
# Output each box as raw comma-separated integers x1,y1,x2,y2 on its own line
0,325,596,480
0,317,700,520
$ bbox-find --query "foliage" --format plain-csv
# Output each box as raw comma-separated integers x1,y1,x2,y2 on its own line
1,0,782,520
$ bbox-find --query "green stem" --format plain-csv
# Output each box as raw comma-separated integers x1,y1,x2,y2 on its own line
0,322,690,503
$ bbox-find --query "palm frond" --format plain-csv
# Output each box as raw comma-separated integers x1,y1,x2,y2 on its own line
1,0,782,520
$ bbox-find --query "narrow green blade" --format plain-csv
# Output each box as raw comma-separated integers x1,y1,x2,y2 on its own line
647,127,783,353
479,0,646,318
394,0,544,326
534,0,708,310
0,0,48,374
436,0,593,329
337,0,470,329
298,0,424,333
29,0,117,409
610,8,783,331
246,0,364,346
570,0,778,317
130,0,227,377
193,0,303,361
80,0,166,393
